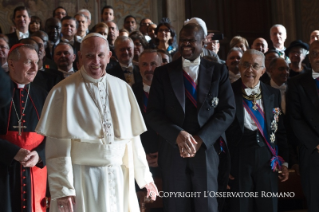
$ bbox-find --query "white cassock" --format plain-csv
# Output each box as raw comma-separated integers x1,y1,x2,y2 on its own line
36,66,153,212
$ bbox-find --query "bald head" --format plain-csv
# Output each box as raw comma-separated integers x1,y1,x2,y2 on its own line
251,38,268,53
310,30,319,44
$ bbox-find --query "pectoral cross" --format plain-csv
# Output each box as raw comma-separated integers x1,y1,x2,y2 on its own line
13,120,27,136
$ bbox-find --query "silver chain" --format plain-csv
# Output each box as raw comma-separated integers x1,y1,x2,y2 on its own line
11,84,31,123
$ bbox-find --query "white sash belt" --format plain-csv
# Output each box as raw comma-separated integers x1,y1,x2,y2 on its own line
70,139,127,166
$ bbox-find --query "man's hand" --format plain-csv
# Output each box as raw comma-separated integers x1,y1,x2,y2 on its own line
14,148,30,162
176,131,197,158
20,151,40,167
57,196,75,212
145,182,159,201
227,174,235,189
278,166,289,182
146,152,158,167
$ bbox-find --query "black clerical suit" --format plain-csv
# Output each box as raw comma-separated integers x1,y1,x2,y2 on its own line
225,79,288,212
0,67,12,107
146,57,236,212
286,71,319,212
107,62,142,86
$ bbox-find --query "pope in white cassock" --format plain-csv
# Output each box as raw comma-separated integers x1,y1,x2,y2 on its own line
35,33,158,212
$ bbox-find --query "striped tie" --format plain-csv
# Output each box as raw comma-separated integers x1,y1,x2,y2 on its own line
183,70,197,108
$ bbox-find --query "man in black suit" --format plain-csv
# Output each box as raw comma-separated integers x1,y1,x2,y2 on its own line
107,36,142,86
286,40,319,212
6,6,31,47
53,42,77,78
45,18,61,59
132,49,162,177
146,23,236,212
226,49,289,212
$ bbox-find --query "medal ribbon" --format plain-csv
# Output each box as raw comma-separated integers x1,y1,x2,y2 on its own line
183,70,197,108
243,99,284,171
143,91,149,113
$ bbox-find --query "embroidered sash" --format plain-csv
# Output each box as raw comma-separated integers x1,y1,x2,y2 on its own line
183,70,197,108
242,99,284,171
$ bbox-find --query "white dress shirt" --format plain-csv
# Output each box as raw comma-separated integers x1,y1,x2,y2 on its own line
143,83,150,93
182,56,200,85
16,29,29,40
312,69,319,79
58,67,75,78
270,79,287,114
229,71,241,83
243,82,263,131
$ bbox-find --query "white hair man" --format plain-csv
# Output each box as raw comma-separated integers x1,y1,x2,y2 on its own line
36,33,158,212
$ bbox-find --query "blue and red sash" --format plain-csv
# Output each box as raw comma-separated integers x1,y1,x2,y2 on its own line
183,70,197,108
143,91,149,113
242,99,284,171
314,78,319,94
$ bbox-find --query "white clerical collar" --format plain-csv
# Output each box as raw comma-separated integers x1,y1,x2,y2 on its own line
270,79,286,89
244,81,260,96
143,83,150,93
182,56,201,68
17,83,26,88
80,66,105,83
312,69,319,79
16,29,29,40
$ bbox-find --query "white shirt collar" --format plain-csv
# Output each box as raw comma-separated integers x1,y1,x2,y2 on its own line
182,56,201,68
17,83,26,88
16,29,29,40
119,62,133,69
143,83,150,93
182,57,200,85
244,81,261,96
270,79,286,89
228,70,241,83
312,69,319,79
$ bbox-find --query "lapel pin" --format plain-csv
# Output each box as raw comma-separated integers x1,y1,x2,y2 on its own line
211,97,219,107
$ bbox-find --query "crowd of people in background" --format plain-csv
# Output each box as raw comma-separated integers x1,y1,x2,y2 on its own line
1,4,319,212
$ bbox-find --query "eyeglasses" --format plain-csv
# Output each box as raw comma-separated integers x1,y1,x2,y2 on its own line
240,62,264,70
0,45,9,50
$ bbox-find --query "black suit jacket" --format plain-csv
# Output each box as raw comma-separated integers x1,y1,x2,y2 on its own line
287,71,319,161
107,63,142,85
146,57,236,205
132,82,159,153
226,79,289,161
5,32,20,48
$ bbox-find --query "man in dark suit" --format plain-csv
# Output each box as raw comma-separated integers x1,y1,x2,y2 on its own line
53,42,77,78
146,23,236,212
107,36,142,86
286,40,319,212
132,49,162,177
45,18,61,60
6,6,31,47
226,49,289,212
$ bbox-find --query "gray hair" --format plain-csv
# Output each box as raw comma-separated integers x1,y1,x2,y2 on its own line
242,49,265,67
54,42,74,54
139,49,162,64
75,13,88,21
114,36,133,50
270,24,287,36
227,47,243,58
268,57,288,70
78,9,91,20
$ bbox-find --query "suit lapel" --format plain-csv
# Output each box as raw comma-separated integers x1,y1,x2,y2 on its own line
300,72,319,109
234,80,244,132
261,82,274,140
197,59,214,109
168,58,185,113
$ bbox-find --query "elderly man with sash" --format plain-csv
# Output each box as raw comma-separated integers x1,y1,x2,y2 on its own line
225,49,289,212
36,33,158,212
0,44,47,212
